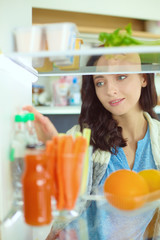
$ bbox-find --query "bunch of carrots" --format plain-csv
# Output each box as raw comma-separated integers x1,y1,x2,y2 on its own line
45,134,88,210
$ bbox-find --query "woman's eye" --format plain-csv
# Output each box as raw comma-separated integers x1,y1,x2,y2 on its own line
117,75,127,80
96,81,104,87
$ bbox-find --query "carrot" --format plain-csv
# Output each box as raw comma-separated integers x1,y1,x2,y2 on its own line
63,135,74,155
72,136,87,207
50,136,59,204
56,136,66,210
46,134,88,211
62,135,74,209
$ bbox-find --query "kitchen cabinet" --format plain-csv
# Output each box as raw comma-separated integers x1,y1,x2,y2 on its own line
32,7,160,42
31,0,160,22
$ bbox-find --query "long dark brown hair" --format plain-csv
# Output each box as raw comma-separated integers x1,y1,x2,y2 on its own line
79,55,158,153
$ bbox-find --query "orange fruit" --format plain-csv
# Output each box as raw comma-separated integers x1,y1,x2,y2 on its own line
104,169,149,210
138,169,160,192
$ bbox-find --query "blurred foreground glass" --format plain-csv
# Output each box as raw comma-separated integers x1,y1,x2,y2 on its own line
48,151,89,220
45,192,160,240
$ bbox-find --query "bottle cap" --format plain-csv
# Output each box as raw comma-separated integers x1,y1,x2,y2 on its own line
27,113,35,121
24,113,35,122
15,114,25,122
73,77,77,84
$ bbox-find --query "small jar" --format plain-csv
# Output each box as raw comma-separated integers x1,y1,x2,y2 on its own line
32,84,44,106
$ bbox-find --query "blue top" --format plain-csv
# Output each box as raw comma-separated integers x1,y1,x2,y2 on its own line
86,126,157,240
100,126,157,183
66,126,157,240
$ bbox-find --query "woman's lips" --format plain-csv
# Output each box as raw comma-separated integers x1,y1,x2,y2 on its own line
109,98,125,106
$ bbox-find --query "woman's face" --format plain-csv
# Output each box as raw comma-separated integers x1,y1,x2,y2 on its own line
93,55,147,117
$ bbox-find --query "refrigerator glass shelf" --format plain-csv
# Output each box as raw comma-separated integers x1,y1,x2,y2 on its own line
7,45,160,76
35,106,81,115
35,106,160,115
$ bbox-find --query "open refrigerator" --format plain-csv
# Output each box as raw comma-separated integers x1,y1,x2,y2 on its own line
1,3,160,240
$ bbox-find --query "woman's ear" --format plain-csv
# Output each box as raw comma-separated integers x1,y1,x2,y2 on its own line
141,74,147,87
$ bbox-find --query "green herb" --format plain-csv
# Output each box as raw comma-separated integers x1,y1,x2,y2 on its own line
98,23,160,47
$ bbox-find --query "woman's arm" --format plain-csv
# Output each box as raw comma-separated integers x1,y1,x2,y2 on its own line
23,105,58,143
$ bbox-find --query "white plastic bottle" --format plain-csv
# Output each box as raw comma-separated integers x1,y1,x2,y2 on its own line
10,114,27,204
24,112,39,145
69,77,81,106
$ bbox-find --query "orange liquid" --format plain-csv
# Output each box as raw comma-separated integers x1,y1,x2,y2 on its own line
22,153,52,226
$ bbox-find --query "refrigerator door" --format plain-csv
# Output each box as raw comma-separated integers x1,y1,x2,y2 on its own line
0,55,38,239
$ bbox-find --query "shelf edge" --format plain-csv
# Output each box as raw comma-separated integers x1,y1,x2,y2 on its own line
36,106,81,115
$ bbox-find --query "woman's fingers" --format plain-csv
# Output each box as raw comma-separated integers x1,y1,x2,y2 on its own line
38,115,58,142
23,105,58,143
23,105,44,123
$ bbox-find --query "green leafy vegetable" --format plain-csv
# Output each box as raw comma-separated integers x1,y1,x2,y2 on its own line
99,23,160,47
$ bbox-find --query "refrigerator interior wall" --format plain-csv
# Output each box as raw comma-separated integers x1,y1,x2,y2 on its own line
0,55,37,231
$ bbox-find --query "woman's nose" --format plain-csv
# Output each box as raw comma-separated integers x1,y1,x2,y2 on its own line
105,80,118,95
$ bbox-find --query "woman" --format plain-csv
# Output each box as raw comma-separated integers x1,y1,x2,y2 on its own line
24,53,160,239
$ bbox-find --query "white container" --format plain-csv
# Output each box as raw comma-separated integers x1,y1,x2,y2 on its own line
45,22,78,64
14,25,45,68
145,20,160,34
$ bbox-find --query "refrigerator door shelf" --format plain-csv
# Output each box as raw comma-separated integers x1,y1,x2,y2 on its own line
0,54,38,83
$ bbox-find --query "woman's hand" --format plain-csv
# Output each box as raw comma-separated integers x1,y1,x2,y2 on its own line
23,105,58,143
